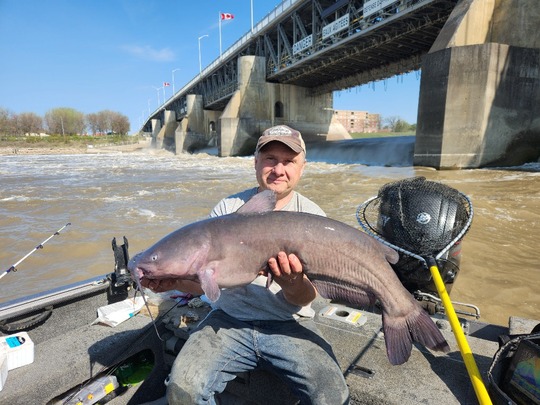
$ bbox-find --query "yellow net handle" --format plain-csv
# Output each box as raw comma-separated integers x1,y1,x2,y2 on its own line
427,257,492,405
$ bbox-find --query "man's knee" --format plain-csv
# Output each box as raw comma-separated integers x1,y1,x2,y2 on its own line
167,381,199,405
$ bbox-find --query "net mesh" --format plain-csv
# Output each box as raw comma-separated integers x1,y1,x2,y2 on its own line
357,177,473,296
357,177,472,258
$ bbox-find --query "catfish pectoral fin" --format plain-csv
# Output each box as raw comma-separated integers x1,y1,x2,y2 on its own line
199,268,221,302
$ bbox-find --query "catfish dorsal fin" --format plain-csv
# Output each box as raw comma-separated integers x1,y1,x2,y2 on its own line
236,190,276,214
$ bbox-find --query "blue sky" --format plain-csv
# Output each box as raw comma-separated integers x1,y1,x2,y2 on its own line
0,0,421,134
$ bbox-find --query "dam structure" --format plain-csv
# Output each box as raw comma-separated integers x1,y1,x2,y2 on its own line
141,0,540,169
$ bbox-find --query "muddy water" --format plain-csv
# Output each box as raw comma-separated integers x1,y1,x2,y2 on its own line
0,148,538,326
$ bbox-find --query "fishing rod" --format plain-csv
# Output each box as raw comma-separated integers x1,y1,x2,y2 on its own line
0,222,71,281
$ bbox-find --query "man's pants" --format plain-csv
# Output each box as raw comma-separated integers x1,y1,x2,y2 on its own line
167,310,349,405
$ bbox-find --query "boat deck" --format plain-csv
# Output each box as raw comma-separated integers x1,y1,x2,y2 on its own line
0,277,535,405
155,296,507,405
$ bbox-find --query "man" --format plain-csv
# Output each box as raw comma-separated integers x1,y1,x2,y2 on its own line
142,125,349,404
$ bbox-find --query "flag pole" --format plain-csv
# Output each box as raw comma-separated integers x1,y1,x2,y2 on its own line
219,12,222,56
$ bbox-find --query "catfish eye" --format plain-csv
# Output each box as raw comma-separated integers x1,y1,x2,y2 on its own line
151,254,158,261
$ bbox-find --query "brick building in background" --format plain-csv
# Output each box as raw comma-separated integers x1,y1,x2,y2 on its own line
333,110,380,133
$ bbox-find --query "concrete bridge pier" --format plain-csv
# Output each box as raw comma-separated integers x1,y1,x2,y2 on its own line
219,55,349,157
158,110,178,152
174,94,214,154
414,0,540,168
150,118,162,149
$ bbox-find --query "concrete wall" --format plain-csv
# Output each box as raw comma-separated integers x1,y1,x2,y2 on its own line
415,0,540,168
218,55,349,156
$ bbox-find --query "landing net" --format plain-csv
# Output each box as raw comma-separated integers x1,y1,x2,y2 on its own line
356,177,473,264
356,177,477,317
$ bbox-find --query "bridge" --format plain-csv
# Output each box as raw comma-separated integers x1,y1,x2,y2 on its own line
141,0,540,169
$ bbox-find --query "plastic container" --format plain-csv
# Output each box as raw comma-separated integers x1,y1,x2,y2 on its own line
0,332,34,370
115,351,154,387
92,296,145,327
64,375,119,405
0,349,8,391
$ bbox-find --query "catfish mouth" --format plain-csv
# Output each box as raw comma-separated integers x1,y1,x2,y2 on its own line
128,252,152,281
128,252,170,282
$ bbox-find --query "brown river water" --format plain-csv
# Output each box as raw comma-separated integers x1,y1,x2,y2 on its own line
0,140,538,327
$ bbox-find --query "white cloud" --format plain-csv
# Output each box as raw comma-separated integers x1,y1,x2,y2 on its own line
122,44,175,62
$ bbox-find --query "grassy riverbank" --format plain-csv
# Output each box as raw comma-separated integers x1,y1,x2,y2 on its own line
350,131,415,139
0,134,147,155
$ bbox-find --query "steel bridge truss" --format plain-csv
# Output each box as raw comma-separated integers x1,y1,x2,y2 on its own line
260,0,457,93
149,0,457,130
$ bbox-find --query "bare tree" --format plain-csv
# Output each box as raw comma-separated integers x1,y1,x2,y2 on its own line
87,110,130,135
86,113,100,135
383,116,400,131
17,112,43,135
110,112,130,135
0,107,16,136
382,115,412,132
97,111,111,134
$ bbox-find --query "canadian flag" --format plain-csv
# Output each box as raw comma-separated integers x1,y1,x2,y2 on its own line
220,13,234,20
163,82,170,87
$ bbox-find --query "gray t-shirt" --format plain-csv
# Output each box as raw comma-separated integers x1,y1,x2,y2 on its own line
209,187,326,321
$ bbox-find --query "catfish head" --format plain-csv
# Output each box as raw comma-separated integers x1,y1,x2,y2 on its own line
128,190,276,291
127,221,212,283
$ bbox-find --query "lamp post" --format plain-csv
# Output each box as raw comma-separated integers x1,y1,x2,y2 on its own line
152,86,161,106
198,34,209,75
172,68,181,94
250,0,254,33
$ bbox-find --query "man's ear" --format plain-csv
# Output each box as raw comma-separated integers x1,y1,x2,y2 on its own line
299,158,306,177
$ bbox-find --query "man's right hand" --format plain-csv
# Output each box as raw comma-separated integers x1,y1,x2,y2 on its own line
268,252,317,306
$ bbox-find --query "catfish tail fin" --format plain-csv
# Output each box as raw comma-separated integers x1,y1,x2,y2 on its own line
383,307,450,365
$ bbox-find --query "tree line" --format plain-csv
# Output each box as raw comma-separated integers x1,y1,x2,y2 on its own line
0,107,130,136
382,116,416,133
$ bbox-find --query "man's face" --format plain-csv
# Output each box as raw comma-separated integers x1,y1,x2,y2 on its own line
255,142,305,198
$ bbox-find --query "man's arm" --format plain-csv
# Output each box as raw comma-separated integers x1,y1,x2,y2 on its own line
268,252,317,306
